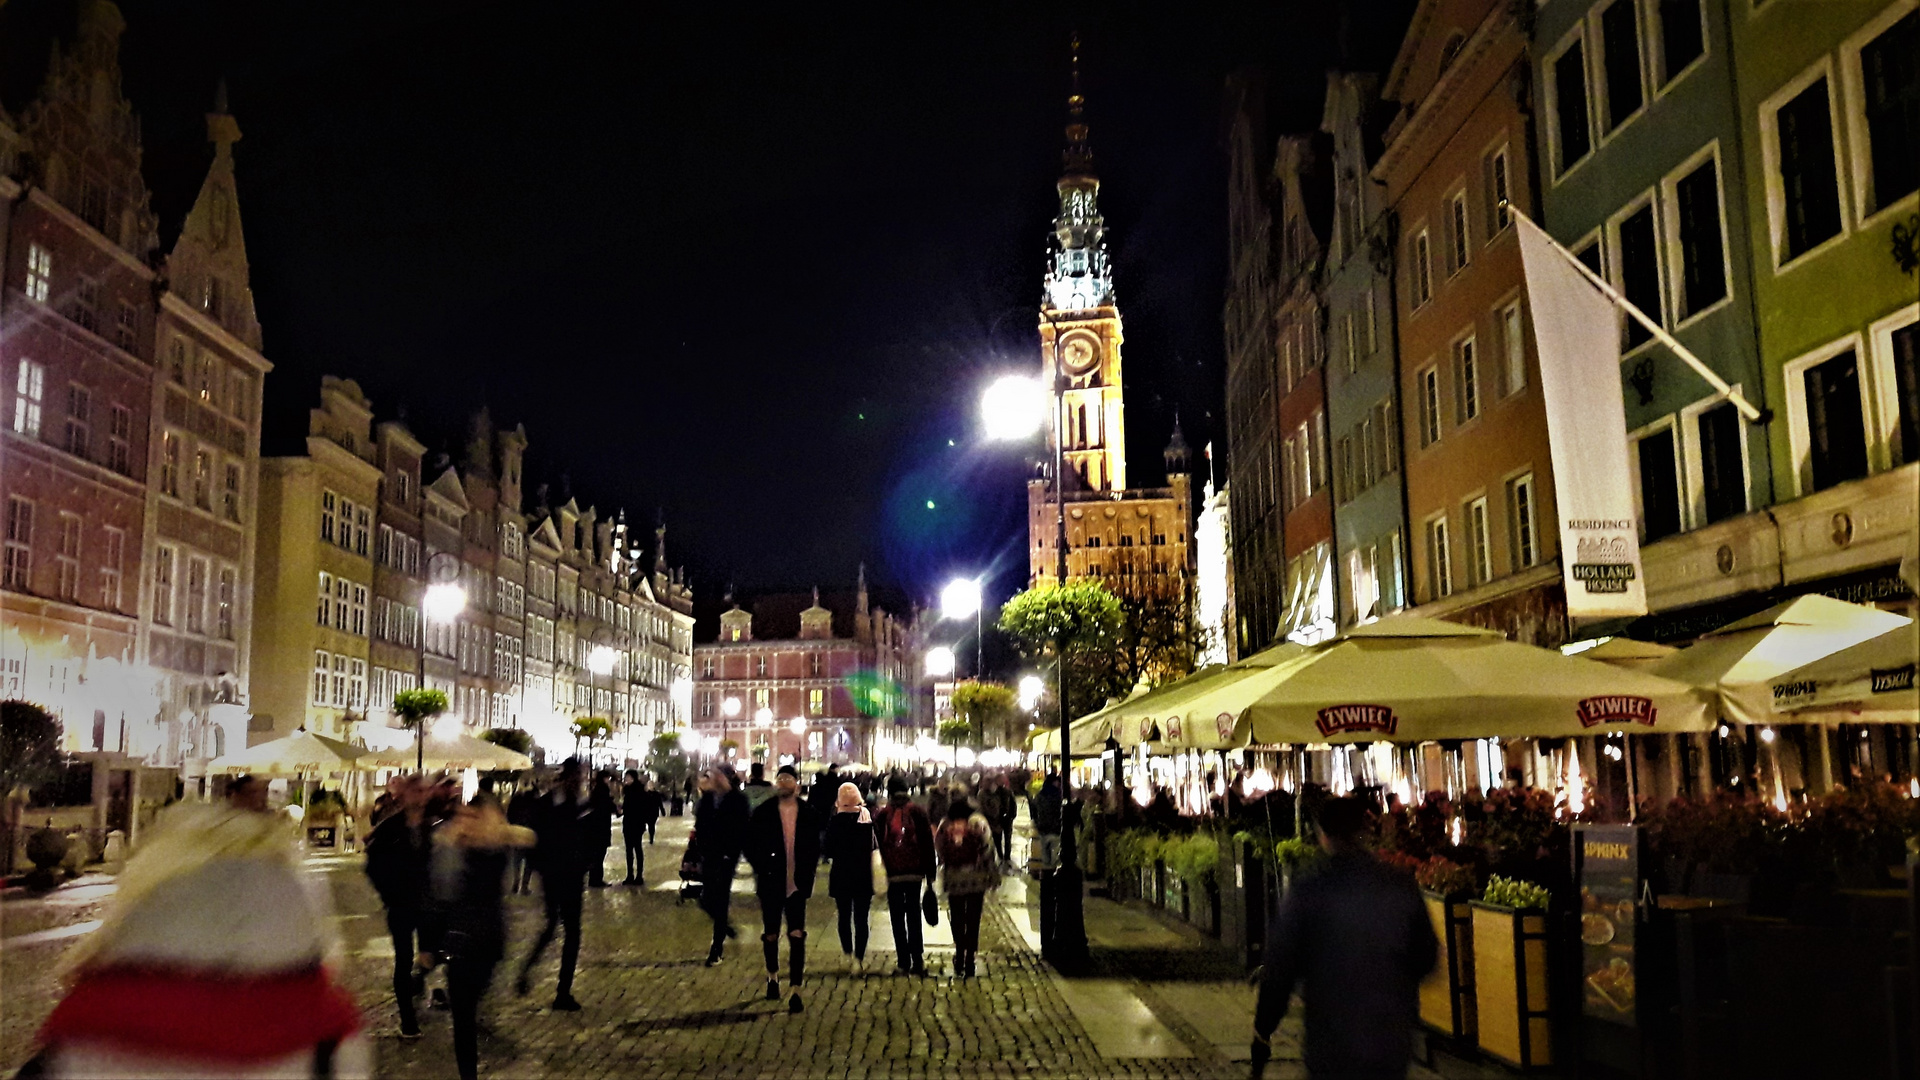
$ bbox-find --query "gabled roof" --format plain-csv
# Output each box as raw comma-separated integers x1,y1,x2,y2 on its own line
426,466,469,511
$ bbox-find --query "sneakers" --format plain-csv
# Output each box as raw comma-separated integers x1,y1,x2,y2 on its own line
398,1021,421,1040
705,942,724,967
788,991,804,1014
551,994,582,1012
765,978,781,1002
408,967,427,998
429,988,449,1010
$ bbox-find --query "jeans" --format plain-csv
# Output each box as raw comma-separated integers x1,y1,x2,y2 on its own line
589,845,610,887
701,857,737,946
886,880,924,968
947,893,984,953
447,957,496,1080
993,820,1013,863
521,872,583,998
834,892,871,958
385,908,426,1030
623,831,646,882
759,889,808,985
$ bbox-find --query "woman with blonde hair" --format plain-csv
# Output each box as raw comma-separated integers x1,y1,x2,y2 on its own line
822,781,878,970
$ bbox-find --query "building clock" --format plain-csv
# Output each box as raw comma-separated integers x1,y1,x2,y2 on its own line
1062,335,1099,375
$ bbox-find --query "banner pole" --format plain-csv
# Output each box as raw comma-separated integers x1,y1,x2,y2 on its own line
1507,205,1762,423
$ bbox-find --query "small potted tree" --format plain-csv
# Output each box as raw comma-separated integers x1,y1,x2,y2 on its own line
2,701,65,882
390,688,450,773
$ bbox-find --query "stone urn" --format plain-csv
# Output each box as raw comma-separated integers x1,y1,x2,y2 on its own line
23,826,71,892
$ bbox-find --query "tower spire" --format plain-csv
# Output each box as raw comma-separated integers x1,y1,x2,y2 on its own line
1062,33,1093,179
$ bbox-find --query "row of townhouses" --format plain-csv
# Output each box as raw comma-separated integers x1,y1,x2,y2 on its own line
1224,0,1917,655
0,2,694,772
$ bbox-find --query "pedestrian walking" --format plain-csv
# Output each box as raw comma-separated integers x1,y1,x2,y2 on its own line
506,784,538,894
808,764,841,852
823,782,877,970
515,758,590,1011
981,779,1016,866
26,790,368,1077
1251,797,1437,1079
694,764,750,965
364,774,437,1039
745,764,821,1013
1028,772,1063,872
430,792,535,1080
586,772,616,887
621,770,660,884
873,777,936,975
933,791,999,979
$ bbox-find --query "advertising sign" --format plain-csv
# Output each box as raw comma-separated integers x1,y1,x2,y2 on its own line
1575,825,1640,1026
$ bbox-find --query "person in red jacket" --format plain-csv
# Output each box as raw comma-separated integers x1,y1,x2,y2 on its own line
872,776,936,975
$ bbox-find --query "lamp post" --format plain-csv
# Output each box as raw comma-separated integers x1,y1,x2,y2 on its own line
940,577,984,679
588,640,617,768
419,552,467,774
979,310,1086,968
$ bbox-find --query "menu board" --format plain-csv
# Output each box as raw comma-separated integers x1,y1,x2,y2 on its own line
1576,825,1639,1025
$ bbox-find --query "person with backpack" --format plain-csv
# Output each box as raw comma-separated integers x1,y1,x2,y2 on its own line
873,777,936,975
933,790,999,979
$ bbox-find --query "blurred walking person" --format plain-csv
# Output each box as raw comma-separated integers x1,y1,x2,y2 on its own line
506,783,538,894
934,791,999,978
694,764,750,965
1251,797,1437,1079
585,772,617,887
431,792,535,1080
516,757,589,1011
365,774,436,1038
26,785,367,1077
745,765,821,1012
1028,772,1062,872
873,777,935,975
823,782,877,970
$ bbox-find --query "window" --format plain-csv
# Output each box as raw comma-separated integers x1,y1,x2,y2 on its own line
1671,154,1727,318
223,463,242,521
1486,145,1512,234
1802,349,1869,491
321,490,337,543
107,405,131,474
71,277,97,333
12,360,44,437
1343,313,1358,374
756,654,768,677
332,655,349,708
1774,75,1844,261
1501,301,1528,396
1553,38,1593,173
1337,435,1355,503
1615,202,1662,348
1891,322,1919,466
701,655,715,678
1574,236,1604,278
1696,402,1747,523
1599,0,1644,131
809,688,824,715
1419,366,1442,446
101,528,123,609
1447,190,1471,273
350,584,368,636
1376,400,1398,475
1656,0,1704,85
51,514,79,601
1412,229,1433,306
754,688,769,710
192,449,213,510
1454,335,1481,423
1507,474,1538,568
25,244,51,303
3,498,32,590
1467,497,1494,585
114,301,138,353
63,385,90,457
1637,426,1683,542
160,433,182,497
810,652,823,676
153,546,175,625
217,566,236,639
314,651,331,705
186,557,208,634
354,505,370,557
1857,9,1920,213
1426,516,1454,599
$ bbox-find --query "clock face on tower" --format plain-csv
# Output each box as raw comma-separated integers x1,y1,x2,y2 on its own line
1062,335,1099,375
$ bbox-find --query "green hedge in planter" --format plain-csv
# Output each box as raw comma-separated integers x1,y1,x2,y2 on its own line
1162,833,1220,890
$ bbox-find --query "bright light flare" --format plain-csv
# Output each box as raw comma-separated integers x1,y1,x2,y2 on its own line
1017,675,1045,711
754,708,773,727
587,645,618,676
941,578,982,621
788,717,807,736
980,375,1046,442
925,646,956,678
423,583,466,624
722,697,742,718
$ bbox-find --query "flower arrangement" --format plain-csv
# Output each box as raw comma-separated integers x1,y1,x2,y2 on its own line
1162,834,1221,888
1482,875,1552,910
1416,856,1479,897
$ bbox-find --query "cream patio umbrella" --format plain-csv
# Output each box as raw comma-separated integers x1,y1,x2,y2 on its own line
1169,616,1710,744
1575,636,1678,669
1762,622,1918,721
355,731,534,772
1651,595,1912,726
1105,643,1315,750
1028,709,1117,757
208,730,365,778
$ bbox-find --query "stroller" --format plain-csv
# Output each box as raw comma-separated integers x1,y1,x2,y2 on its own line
677,828,703,903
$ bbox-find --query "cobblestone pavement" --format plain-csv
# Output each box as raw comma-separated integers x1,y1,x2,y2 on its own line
4,816,1260,1079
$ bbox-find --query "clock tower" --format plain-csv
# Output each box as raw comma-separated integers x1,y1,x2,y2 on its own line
1040,40,1126,494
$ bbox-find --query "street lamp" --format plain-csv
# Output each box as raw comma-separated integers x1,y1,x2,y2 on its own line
979,316,1086,968
941,577,985,679
417,553,467,773
1018,674,1045,713
924,645,956,678
789,716,808,761
722,696,742,718
587,643,617,767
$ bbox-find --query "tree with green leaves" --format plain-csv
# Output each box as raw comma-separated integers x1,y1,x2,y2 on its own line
1,701,63,799
997,579,1130,721
950,680,1019,749
647,730,692,791
1104,545,1203,690
391,687,449,772
570,716,613,756
937,718,974,747
478,727,533,756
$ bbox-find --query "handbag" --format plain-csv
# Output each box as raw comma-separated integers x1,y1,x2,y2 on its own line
869,846,888,896
922,880,940,926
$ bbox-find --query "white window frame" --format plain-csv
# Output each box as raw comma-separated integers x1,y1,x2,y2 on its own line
1867,304,1920,471
1838,0,1920,227
11,359,45,438
1627,415,1685,541
1507,471,1540,569
25,244,51,304
1591,0,1650,142
1606,189,1668,353
1660,141,1735,330
1418,364,1442,447
1499,295,1529,397
153,545,176,626
1781,332,1873,497
1543,23,1596,183
1758,57,1853,273
1411,225,1433,309
1485,139,1513,239
1426,513,1454,600
1466,495,1494,585
1679,383,1754,528
1446,185,1472,275
1453,331,1482,424
1648,0,1710,98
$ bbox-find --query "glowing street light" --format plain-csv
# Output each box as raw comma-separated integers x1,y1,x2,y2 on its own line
980,374,1046,442
754,707,773,727
722,696,742,718
1018,675,1045,712
941,578,982,620
925,646,956,678
422,582,467,624
788,717,807,736
587,645,618,677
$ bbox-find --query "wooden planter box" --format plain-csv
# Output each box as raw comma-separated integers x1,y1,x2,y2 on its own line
1471,901,1552,1069
1420,891,1476,1042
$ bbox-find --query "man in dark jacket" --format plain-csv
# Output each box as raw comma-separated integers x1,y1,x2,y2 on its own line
515,758,590,1011
621,770,661,884
1252,797,1437,1079
695,764,751,965
1028,773,1063,872
745,764,821,1013
365,774,434,1038
873,777,936,975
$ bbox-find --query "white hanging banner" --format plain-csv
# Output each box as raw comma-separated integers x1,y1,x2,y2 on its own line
1515,215,1647,618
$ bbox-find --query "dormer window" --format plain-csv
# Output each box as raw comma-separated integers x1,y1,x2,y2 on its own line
1439,32,1467,75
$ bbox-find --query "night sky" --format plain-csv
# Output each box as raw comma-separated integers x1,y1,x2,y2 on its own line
2,0,1376,632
